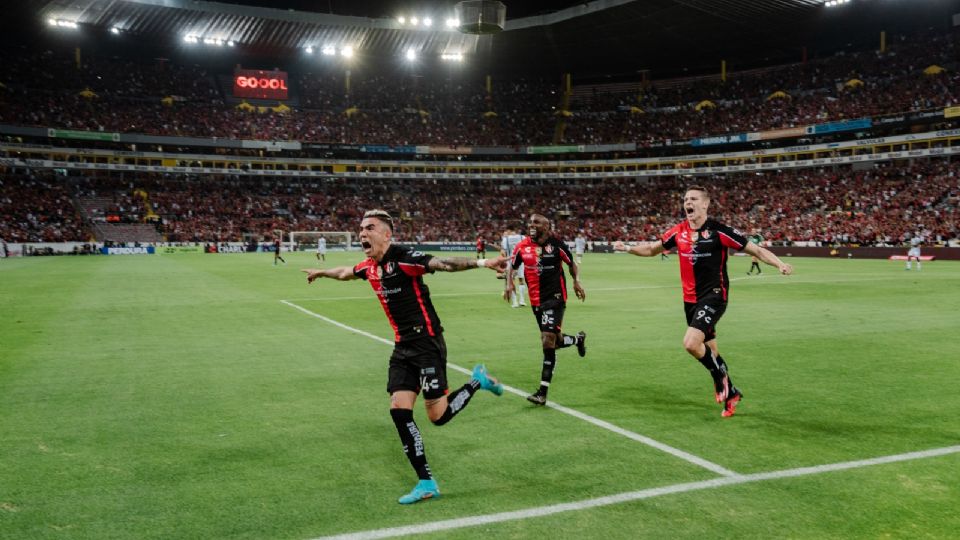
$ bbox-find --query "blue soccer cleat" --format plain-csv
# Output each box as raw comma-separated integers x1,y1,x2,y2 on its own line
472,364,503,396
398,479,440,504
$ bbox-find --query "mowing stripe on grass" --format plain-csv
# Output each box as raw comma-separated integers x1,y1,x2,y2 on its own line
281,274,939,303
313,444,960,540
280,300,738,477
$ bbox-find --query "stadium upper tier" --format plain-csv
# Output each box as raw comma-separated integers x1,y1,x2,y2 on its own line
3,159,957,245
1,30,957,149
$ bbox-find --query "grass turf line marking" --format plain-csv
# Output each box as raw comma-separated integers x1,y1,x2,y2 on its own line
280,300,738,478
313,444,960,540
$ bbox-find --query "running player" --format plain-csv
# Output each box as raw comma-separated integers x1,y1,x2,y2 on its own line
505,214,587,406
501,227,527,307
906,233,923,271
476,235,486,259
273,238,286,266
574,233,587,265
302,210,506,504
746,230,763,275
316,236,327,262
614,186,793,417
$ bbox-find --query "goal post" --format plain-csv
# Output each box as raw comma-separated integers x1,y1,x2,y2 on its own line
289,231,354,252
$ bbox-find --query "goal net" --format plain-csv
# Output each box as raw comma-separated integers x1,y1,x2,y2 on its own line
289,231,354,252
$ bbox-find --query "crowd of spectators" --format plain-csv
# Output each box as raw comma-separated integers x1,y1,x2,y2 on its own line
1,30,956,146
2,158,957,246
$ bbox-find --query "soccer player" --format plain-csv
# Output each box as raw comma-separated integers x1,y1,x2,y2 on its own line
476,235,486,259
501,227,527,307
273,238,286,266
574,232,587,265
316,236,326,262
906,233,923,271
302,210,506,504
505,214,587,406
614,186,793,417
747,230,763,275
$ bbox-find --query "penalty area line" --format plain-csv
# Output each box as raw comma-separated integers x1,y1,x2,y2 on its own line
313,444,960,540
279,299,738,478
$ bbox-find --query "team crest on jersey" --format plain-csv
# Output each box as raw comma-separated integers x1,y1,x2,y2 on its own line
384,262,395,275
701,229,711,239
545,244,553,254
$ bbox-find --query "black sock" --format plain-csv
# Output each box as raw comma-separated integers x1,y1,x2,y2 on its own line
557,334,577,349
390,408,432,480
539,348,557,394
432,380,480,426
698,347,721,378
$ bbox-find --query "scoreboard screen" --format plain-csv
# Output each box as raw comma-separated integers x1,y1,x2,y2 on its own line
233,69,289,100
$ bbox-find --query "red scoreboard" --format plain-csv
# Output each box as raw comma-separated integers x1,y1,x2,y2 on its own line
233,69,289,100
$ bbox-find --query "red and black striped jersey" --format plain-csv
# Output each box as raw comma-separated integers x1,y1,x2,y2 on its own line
353,244,442,343
511,236,575,307
661,219,747,303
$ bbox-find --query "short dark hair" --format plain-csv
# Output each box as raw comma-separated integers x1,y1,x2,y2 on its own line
686,186,710,201
363,209,394,231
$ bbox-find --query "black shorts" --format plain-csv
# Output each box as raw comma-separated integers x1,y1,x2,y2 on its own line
532,298,566,333
684,297,727,342
387,334,449,399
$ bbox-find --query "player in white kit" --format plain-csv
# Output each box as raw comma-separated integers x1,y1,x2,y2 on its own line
574,233,586,265
502,228,527,307
317,236,327,262
905,234,922,271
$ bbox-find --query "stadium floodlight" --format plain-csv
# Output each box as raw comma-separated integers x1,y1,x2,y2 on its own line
441,52,464,61
227,40,235,47
322,45,336,55
305,46,314,54
47,18,57,25
215,39,224,46
445,18,459,28
398,16,406,24
110,26,120,34
340,46,354,58
423,17,433,27
51,19,79,29
410,16,419,25
406,48,417,61
183,35,199,44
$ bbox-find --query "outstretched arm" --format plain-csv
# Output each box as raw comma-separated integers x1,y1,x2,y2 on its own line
743,243,793,275
613,240,665,257
302,266,358,282
429,255,506,273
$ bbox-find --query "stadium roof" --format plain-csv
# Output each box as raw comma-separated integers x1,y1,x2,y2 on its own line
15,0,960,78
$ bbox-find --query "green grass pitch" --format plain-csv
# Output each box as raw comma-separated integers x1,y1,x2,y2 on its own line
1,251,958,539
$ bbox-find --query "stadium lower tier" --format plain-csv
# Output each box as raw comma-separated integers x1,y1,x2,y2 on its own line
2,157,957,246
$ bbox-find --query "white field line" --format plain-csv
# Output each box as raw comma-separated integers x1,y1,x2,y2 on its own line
280,274,945,303
280,300,738,477
313,444,960,540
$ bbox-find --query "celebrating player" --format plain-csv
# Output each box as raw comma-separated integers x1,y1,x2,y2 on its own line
614,186,793,417
505,213,586,406
302,210,506,504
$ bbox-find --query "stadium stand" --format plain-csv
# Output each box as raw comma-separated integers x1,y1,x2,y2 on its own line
3,158,957,245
